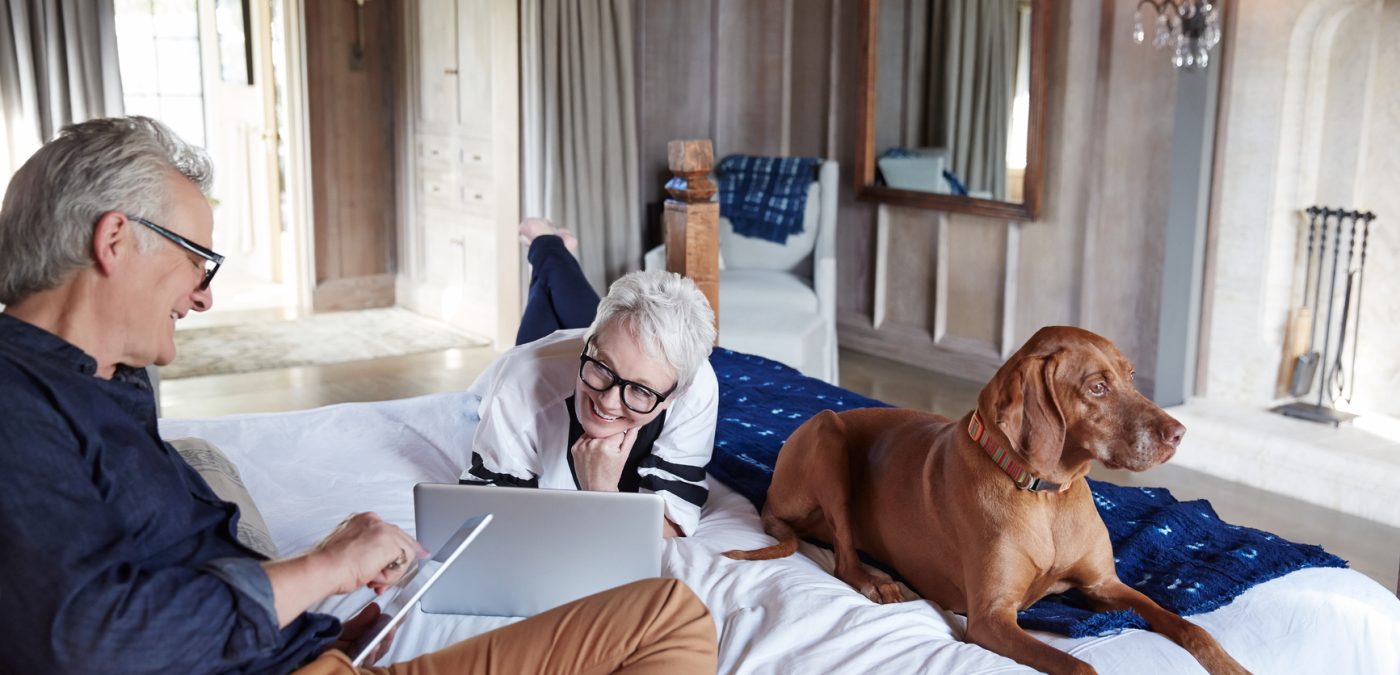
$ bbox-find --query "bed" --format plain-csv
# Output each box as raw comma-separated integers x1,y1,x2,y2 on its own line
160,374,1400,673
160,140,1400,672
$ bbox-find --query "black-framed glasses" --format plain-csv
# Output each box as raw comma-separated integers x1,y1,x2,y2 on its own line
127,214,224,290
578,338,677,414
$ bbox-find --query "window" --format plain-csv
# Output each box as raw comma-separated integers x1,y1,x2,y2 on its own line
115,0,206,147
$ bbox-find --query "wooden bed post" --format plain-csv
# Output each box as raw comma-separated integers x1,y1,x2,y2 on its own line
664,139,721,340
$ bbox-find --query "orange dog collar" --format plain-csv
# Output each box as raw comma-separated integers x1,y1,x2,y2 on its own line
968,411,1062,493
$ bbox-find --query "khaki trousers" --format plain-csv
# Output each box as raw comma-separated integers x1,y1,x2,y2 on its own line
295,578,717,675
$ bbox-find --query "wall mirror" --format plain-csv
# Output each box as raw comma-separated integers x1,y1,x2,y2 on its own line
855,0,1048,220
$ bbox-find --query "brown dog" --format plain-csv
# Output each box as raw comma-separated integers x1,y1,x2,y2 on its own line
724,326,1248,675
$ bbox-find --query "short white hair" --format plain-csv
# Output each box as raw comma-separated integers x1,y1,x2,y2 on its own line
0,116,212,304
585,270,716,390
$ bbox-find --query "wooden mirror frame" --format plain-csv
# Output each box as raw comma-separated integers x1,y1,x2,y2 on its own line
854,0,1050,220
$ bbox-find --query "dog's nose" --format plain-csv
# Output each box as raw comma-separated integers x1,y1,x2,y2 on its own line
1159,420,1186,448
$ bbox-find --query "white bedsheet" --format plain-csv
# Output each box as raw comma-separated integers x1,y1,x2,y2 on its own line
161,392,1400,673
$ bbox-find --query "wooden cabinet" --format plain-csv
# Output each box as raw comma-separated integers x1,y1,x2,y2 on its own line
455,0,494,133
421,211,495,295
415,0,459,127
414,0,491,134
397,0,519,347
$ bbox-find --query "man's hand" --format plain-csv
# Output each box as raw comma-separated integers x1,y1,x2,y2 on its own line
311,512,427,595
571,427,638,492
325,603,397,664
263,512,427,628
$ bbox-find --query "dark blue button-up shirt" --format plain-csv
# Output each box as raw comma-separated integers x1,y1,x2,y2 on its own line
0,313,339,673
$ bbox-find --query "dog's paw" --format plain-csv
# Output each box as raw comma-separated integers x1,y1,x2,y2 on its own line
875,581,904,604
860,580,904,604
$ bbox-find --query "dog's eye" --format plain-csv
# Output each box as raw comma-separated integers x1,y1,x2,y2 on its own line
1090,382,1108,396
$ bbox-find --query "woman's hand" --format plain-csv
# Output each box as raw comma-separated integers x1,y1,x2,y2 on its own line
312,512,428,595
571,427,638,492
325,603,396,664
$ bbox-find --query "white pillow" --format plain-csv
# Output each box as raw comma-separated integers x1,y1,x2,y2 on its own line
168,437,279,559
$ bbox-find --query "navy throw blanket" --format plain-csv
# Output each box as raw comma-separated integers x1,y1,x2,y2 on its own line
716,154,821,245
706,348,1348,638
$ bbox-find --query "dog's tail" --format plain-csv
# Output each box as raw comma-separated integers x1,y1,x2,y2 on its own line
722,508,799,561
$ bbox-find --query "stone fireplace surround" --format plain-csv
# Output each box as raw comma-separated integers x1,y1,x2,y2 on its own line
1185,0,1399,527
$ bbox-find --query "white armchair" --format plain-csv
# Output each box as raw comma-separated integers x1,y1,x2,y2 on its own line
646,160,839,384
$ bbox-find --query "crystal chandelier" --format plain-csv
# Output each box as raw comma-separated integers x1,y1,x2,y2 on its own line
1133,0,1222,70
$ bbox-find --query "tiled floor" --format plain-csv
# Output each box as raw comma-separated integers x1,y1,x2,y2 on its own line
161,343,1400,592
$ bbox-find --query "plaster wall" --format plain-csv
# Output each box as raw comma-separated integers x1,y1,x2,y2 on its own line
1203,0,1395,416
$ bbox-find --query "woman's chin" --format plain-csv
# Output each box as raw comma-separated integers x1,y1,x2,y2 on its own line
578,399,625,436
586,420,629,439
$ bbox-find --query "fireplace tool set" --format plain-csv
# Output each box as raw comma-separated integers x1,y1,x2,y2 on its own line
1275,206,1377,426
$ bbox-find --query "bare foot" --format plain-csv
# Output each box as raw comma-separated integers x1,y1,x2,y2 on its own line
556,228,579,255
518,218,579,256
518,217,557,246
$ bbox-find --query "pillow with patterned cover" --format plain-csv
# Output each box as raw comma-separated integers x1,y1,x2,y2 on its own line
167,437,279,559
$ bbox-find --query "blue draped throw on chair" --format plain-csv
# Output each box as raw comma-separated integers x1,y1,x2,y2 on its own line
705,348,1348,638
715,155,821,245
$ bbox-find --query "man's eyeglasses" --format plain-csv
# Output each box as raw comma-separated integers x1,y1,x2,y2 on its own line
127,214,224,290
578,338,677,415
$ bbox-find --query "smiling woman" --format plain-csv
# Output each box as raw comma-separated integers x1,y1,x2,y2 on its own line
459,221,719,538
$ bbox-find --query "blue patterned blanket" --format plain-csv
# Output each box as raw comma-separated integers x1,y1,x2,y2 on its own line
715,155,821,245
706,349,1348,637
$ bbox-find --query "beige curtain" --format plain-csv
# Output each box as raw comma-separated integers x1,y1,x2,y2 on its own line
1,0,124,179
926,0,1015,200
521,0,640,291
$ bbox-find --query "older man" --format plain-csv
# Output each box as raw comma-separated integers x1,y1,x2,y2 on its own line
0,117,716,674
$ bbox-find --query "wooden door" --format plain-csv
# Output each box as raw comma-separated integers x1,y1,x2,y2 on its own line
305,0,400,311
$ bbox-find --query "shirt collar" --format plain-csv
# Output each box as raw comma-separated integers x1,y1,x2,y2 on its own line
0,312,101,376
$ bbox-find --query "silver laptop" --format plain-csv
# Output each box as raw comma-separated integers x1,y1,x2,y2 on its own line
414,483,665,617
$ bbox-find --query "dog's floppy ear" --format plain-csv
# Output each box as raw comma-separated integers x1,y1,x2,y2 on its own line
977,351,1066,476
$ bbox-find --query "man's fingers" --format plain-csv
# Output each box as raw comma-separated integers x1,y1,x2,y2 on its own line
374,557,409,589
375,624,400,660
342,603,382,633
370,567,391,587
391,528,428,560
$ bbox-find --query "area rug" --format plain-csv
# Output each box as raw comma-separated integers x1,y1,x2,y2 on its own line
163,308,489,379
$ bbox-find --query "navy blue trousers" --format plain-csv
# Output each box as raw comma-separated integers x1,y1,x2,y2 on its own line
515,235,601,346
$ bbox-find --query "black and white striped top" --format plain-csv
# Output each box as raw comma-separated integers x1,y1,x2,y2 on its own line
459,329,717,534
